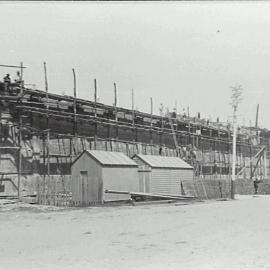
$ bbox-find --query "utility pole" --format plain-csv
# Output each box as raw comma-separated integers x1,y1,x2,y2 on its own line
230,85,243,199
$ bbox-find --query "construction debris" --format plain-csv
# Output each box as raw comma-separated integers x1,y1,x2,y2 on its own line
105,189,197,201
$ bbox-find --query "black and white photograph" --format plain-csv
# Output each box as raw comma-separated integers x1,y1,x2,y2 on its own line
1,1,270,269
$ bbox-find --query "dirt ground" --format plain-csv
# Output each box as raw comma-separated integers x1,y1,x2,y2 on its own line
1,195,270,270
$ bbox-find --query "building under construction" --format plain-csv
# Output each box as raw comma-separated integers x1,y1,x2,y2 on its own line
1,65,270,204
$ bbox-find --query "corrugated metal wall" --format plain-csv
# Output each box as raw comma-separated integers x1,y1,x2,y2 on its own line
151,169,195,196
102,167,139,201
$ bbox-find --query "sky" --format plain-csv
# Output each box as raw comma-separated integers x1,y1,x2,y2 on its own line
0,1,270,128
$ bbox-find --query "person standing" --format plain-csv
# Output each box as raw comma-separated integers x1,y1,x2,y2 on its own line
3,74,11,94
254,178,259,194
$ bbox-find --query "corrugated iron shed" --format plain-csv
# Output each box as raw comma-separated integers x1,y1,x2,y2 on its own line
133,154,195,196
134,154,193,170
73,150,138,167
71,150,139,205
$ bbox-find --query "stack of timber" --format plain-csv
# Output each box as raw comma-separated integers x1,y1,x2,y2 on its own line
105,189,197,205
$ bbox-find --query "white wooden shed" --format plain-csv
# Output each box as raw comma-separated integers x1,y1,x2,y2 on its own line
133,154,195,196
71,150,139,206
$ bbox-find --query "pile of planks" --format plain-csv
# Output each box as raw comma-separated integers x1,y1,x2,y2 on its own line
105,189,198,205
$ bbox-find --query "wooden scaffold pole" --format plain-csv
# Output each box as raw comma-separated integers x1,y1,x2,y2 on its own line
72,68,77,137
72,68,77,157
43,61,50,203
114,82,118,150
94,78,98,149
131,88,135,142
17,61,24,199
150,97,153,146
17,112,22,199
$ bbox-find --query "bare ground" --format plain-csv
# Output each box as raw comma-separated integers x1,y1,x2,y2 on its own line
1,195,269,270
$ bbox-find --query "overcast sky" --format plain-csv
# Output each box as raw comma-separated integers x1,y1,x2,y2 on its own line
1,2,270,128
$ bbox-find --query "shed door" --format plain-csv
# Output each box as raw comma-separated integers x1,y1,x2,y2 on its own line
80,171,88,206
138,170,150,193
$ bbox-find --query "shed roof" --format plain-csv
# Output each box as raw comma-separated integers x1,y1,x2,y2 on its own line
134,154,193,169
73,150,138,167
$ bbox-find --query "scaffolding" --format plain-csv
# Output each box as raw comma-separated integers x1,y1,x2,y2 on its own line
0,64,269,202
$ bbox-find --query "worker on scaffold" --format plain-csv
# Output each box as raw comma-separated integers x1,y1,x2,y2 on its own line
14,71,21,85
14,71,24,95
3,74,11,94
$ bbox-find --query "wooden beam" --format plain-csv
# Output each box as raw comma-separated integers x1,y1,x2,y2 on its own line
254,146,265,158
0,146,21,149
15,99,248,147
251,147,265,179
0,64,27,69
0,172,30,175
105,189,196,200
0,178,19,191
236,165,246,177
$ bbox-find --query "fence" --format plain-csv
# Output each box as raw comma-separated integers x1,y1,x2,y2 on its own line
36,175,72,206
192,176,270,200
38,192,72,206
